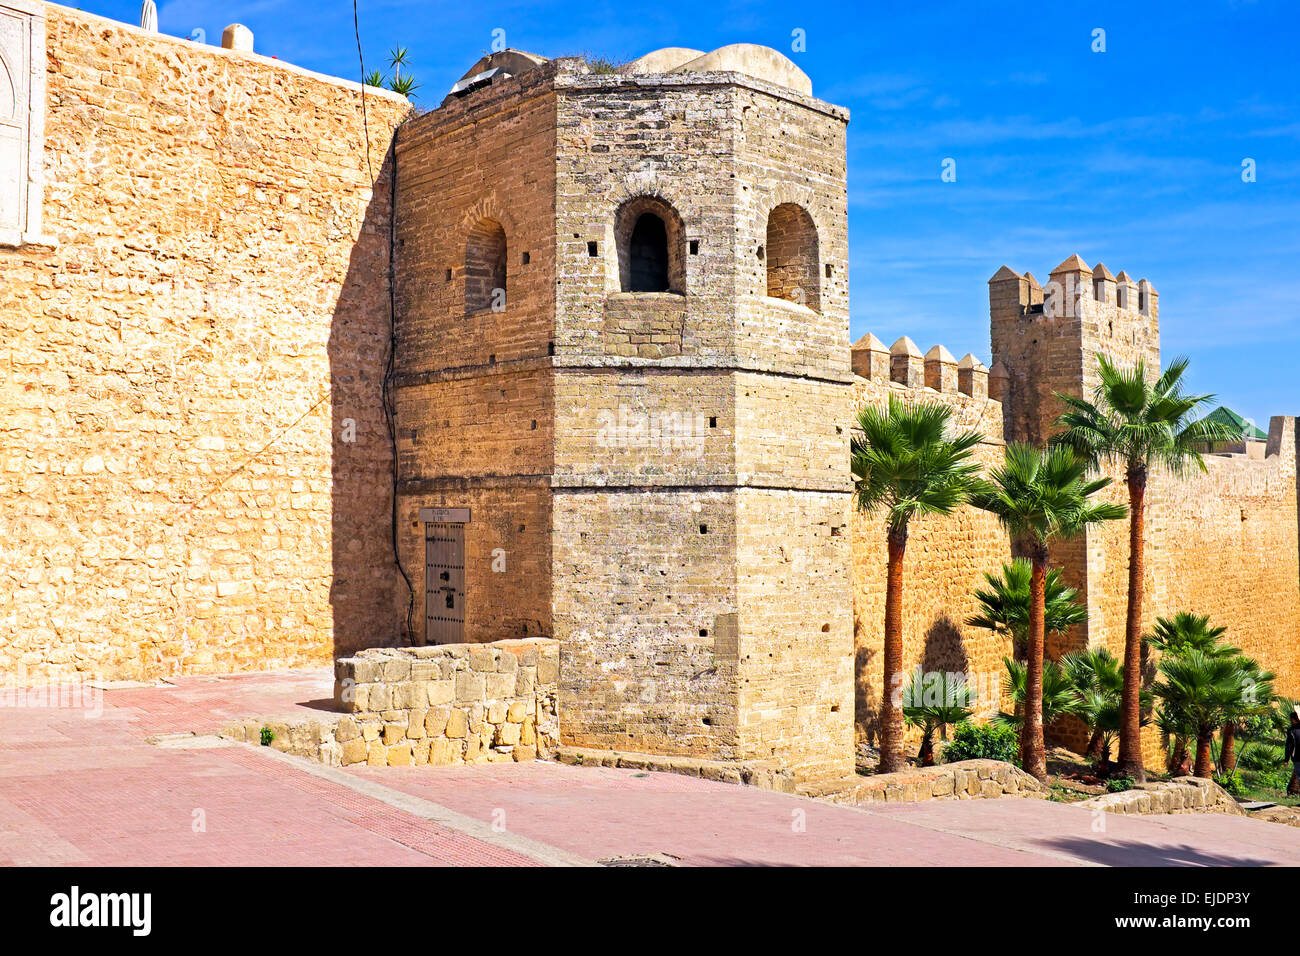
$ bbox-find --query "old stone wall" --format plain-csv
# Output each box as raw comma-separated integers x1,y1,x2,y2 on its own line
848,336,1014,746
822,759,1047,805
1077,776,1244,816
330,638,559,766
390,63,558,649
0,5,410,679
990,260,1300,767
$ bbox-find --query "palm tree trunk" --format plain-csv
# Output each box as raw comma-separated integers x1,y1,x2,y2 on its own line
1216,723,1237,775
1194,728,1214,779
1085,729,1104,760
878,525,908,774
1119,470,1147,782
1220,721,1237,773
1023,548,1048,780
918,728,934,767
1170,737,1190,776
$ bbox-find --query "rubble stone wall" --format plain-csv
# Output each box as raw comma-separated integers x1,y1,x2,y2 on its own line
331,638,559,766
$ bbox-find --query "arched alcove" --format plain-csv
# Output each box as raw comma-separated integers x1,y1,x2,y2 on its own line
765,203,820,311
614,196,685,294
465,217,507,313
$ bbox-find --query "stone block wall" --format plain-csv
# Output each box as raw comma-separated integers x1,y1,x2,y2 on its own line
1077,776,1244,816
331,638,559,766
822,760,1047,806
391,61,559,648
0,5,410,679
990,260,1300,766
848,338,1014,747
548,67,855,788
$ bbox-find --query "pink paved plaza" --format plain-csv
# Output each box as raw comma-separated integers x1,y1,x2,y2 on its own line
3,668,1300,867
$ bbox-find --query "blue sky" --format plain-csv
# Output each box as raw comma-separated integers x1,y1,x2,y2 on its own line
88,0,1298,426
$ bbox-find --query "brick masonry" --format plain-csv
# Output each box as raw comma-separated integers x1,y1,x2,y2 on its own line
0,6,410,679
2,10,1297,786
322,638,559,767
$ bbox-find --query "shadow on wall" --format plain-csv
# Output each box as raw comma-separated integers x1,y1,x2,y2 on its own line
854,612,970,747
328,147,408,659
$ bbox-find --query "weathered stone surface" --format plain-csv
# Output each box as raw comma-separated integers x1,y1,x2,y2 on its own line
445,709,468,739
817,760,1047,807
0,6,410,681
1078,777,1245,817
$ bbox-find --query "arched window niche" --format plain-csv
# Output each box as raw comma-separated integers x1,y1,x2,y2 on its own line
614,196,685,294
465,217,507,313
764,203,820,312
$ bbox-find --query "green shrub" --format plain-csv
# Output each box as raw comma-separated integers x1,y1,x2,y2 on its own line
1105,774,1135,793
1214,769,1246,795
941,721,1019,765
1238,741,1283,771
1249,766,1293,793
259,726,274,747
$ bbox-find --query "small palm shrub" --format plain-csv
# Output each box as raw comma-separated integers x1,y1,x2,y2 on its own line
1238,740,1283,771
902,672,973,766
998,657,1081,729
1105,774,1135,793
942,721,1020,765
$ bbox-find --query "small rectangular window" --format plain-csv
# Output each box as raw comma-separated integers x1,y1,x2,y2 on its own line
689,240,700,255
522,251,530,265
445,268,452,281
587,241,598,257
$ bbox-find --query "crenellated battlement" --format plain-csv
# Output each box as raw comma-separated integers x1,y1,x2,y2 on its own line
851,333,1003,402
989,256,1159,324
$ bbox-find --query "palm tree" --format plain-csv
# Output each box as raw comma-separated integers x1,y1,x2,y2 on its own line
967,559,1088,660
970,444,1126,779
1146,611,1231,657
383,47,419,98
852,396,983,773
902,671,973,766
1152,648,1248,778
998,657,1080,732
1062,646,1152,770
1219,655,1275,773
1061,646,1122,760
1052,355,1235,781
1144,612,1239,774
1156,699,1194,776
387,46,410,82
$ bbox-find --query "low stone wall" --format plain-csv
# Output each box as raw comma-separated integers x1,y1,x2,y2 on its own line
330,639,560,767
219,638,561,766
558,747,799,793
1077,777,1244,816
820,760,1047,805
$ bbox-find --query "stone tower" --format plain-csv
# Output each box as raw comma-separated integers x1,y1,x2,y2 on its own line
391,45,854,786
988,256,1162,656
989,255,1160,447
